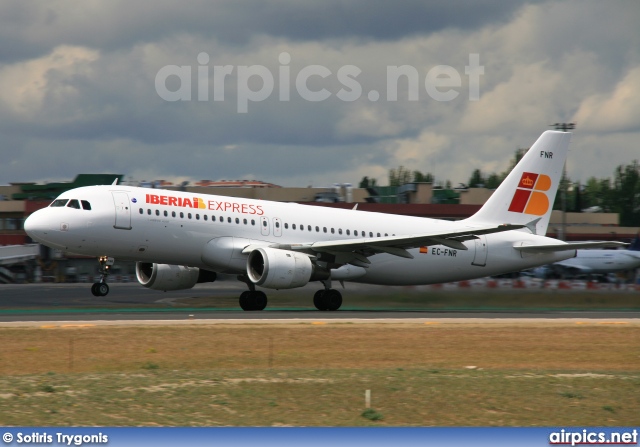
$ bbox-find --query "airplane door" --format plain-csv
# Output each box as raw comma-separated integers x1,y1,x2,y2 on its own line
260,216,270,236
273,217,282,237
112,192,132,230
471,235,487,266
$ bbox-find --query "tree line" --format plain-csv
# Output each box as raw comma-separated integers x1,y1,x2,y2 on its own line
359,151,640,227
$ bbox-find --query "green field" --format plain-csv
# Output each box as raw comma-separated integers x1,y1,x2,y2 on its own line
0,323,638,426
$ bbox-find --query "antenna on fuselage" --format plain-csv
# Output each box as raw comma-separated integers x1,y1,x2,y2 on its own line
112,178,118,185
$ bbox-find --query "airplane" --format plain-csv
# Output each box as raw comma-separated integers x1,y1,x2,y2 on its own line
24,131,625,311
531,235,640,279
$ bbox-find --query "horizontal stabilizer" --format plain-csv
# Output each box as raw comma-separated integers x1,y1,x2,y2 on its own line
514,241,627,253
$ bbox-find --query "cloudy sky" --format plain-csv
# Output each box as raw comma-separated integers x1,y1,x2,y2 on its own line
0,0,638,188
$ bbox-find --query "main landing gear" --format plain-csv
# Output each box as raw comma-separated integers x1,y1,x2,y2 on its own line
236,276,343,311
237,275,268,311
313,288,342,311
91,256,113,297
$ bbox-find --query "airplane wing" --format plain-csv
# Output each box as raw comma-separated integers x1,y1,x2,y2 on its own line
249,223,524,267
514,241,627,254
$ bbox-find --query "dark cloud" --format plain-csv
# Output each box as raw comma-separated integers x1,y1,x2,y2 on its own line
0,0,639,189
0,0,531,61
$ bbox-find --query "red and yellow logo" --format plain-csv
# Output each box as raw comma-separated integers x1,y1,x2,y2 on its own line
146,194,206,209
508,172,551,216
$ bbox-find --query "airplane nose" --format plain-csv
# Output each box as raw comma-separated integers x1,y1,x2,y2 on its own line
24,210,50,239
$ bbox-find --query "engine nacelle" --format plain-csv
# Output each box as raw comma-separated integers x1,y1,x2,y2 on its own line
247,247,328,289
136,262,217,291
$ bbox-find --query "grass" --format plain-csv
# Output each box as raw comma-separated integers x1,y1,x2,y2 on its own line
0,323,638,426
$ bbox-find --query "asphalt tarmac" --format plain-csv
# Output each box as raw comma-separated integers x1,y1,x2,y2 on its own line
0,283,638,323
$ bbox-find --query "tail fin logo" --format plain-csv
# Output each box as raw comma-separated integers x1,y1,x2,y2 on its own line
508,172,552,216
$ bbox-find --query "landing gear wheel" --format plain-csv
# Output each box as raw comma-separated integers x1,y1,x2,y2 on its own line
239,291,268,311
313,290,328,311
239,291,252,311
314,289,342,311
91,282,109,296
325,289,342,311
253,291,267,311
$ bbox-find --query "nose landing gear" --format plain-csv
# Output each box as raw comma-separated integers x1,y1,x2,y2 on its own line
91,256,114,297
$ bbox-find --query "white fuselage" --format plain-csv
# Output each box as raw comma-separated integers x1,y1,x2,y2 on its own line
25,185,575,286
555,249,640,274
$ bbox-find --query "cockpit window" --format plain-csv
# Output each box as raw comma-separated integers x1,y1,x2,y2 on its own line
50,199,69,207
81,200,91,210
67,199,81,209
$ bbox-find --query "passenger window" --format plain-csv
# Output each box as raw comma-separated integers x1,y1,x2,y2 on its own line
235,218,240,224
251,219,255,225
263,220,267,227
139,208,143,214
308,225,312,231
275,221,280,228
228,217,232,223
315,226,319,232
164,210,168,217
204,215,208,221
323,227,327,233
354,230,358,236
172,211,176,218
243,218,247,225
81,200,91,210
369,232,373,237
212,216,215,221
338,229,342,235
220,216,223,222
284,223,288,229
180,212,184,218
188,213,192,219
147,209,151,215
67,200,80,209
346,230,350,235
292,224,296,230
196,214,200,220
50,199,69,207
377,233,380,237
156,210,160,216
331,228,334,234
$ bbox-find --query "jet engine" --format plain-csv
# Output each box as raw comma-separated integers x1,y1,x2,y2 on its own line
136,262,217,291
246,247,329,289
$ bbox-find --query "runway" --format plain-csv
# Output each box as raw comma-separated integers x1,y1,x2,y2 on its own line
1,282,639,323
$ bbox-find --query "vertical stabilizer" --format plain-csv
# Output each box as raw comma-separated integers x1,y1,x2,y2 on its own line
465,131,572,235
